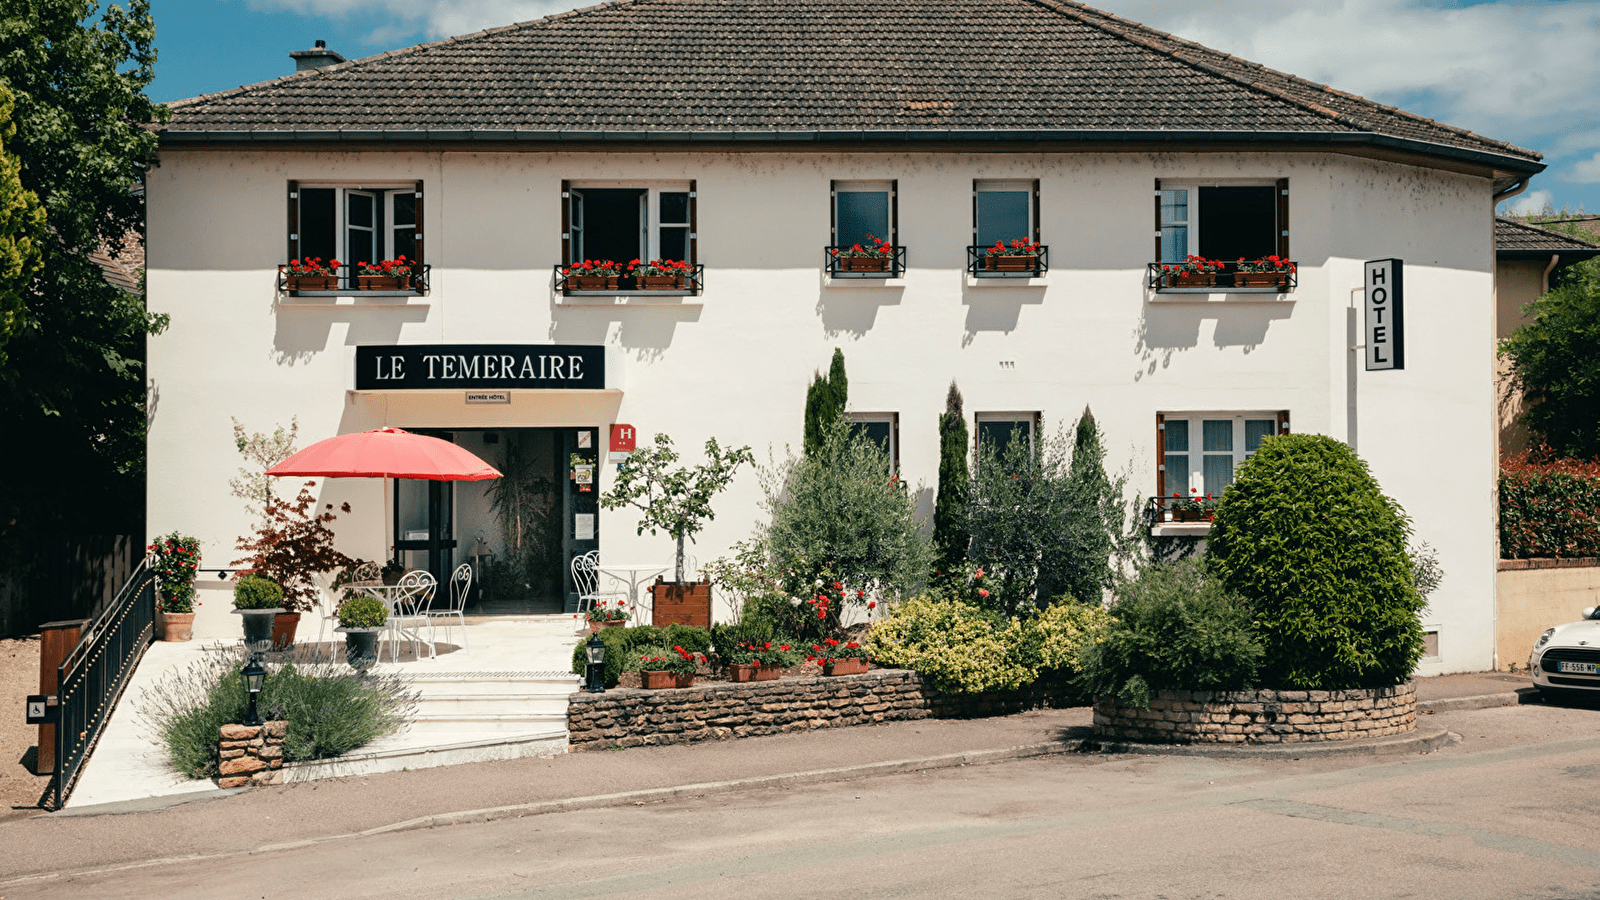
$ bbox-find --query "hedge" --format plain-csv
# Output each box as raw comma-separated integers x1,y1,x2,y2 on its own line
1499,450,1600,559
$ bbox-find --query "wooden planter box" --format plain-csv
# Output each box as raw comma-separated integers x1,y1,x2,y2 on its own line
1163,272,1216,288
1234,272,1290,289
649,578,711,628
640,670,695,690
983,255,1039,272
358,274,413,291
285,274,337,291
837,256,892,273
823,658,869,676
638,274,685,290
567,274,619,290
728,663,782,682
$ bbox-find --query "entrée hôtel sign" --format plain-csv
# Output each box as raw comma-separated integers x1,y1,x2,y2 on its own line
356,344,605,391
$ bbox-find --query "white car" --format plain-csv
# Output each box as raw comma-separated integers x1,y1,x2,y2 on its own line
1530,606,1600,696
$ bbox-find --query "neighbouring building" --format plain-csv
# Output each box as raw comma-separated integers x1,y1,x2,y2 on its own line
148,0,1547,674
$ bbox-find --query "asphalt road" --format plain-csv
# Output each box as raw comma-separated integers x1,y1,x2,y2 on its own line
4,701,1600,900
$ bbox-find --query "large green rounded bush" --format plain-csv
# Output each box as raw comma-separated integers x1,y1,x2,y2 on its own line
1206,434,1424,689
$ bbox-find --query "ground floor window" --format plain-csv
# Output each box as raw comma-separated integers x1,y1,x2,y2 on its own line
848,412,899,474
976,411,1038,461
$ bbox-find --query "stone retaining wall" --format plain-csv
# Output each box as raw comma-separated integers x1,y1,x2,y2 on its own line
1092,684,1415,744
567,668,1072,751
215,721,287,787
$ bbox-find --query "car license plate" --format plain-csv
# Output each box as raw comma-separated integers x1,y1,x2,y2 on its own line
1558,661,1600,674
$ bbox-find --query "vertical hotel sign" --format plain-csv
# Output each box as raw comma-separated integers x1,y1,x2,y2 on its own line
1364,259,1404,371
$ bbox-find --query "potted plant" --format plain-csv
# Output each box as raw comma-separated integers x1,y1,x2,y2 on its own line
335,595,389,671
381,558,406,586
282,257,341,291
601,433,754,629
562,259,623,291
1200,492,1220,522
830,234,895,273
726,639,802,682
1234,255,1295,289
627,258,691,290
809,637,870,676
1161,255,1223,288
148,532,201,642
356,255,416,290
1169,489,1204,522
233,480,356,649
629,643,702,689
982,238,1044,273
586,599,630,632
232,573,285,650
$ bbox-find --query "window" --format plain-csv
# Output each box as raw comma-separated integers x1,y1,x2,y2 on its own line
976,411,1038,458
832,180,896,249
1157,411,1289,497
974,180,1037,249
848,412,899,475
289,181,422,271
1155,179,1288,263
562,181,696,266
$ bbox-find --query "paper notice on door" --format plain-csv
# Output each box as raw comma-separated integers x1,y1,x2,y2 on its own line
574,514,595,541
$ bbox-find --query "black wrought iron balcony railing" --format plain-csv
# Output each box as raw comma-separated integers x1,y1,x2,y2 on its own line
825,245,907,279
1144,494,1222,526
277,264,431,295
554,264,705,296
967,245,1049,277
1145,261,1298,293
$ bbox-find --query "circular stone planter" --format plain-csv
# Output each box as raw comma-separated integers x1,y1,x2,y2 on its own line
1093,684,1416,745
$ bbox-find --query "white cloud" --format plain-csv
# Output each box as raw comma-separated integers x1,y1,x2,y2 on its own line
1571,153,1600,184
247,0,572,41
1499,189,1554,216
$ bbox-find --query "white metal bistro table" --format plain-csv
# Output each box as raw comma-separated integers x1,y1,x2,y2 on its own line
348,579,433,661
596,562,672,624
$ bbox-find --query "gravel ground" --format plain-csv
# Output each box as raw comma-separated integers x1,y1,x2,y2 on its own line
0,635,49,818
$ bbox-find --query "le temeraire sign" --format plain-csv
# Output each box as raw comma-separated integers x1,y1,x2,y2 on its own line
1364,259,1405,371
356,344,605,391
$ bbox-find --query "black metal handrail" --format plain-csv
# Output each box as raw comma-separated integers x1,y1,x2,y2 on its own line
553,263,705,296
825,245,907,278
1144,495,1219,525
47,558,157,810
1145,261,1298,293
967,245,1048,277
277,263,432,295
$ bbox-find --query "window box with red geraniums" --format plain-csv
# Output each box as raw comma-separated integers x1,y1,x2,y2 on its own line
1233,255,1295,289
725,639,803,682
629,643,702,689
982,238,1044,272
1168,488,1214,522
283,257,340,292
563,259,623,291
809,637,870,676
585,599,630,632
357,256,416,291
627,258,692,291
831,234,895,273
1161,255,1223,288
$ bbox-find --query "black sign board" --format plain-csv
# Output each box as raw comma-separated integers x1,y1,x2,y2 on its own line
356,344,605,391
1364,259,1405,371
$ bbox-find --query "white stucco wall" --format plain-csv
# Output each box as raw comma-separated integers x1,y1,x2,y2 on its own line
146,146,1497,673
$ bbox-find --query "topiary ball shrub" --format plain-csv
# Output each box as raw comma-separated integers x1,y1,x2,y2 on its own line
1076,559,1261,709
336,596,387,629
1206,434,1425,690
232,573,284,610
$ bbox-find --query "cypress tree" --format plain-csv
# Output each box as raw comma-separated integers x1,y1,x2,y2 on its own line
1064,406,1114,604
803,348,848,455
932,381,971,572
827,347,848,414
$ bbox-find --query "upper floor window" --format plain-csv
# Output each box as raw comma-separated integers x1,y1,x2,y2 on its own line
557,181,702,295
1151,179,1293,292
828,180,904,278
285,180,424,294
971,179,1046,276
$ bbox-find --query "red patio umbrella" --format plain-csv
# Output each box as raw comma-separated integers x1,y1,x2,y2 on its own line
267,427,501,481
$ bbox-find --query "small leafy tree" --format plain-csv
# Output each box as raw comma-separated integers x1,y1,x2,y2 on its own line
0,83,43,361
600,433,754,583
802,348,849,456
1500,268,1600,459
232,481,356,614
932,381,971,574
1207,434,1424,689
229,417,299,515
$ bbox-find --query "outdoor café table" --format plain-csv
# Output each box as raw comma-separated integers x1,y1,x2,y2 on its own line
596,562,672,624
348,579,431,661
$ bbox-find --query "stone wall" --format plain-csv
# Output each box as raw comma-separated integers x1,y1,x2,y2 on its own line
567,668,1073,751
215,721,287,787
1092,684,1416,744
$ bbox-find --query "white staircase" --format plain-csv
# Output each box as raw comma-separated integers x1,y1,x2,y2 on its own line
408,669,579,734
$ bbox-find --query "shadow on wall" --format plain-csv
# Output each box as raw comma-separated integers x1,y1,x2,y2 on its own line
816,278,904,339
960,281,1045,347
548,305,701,364
272,295,430,366
1133,300,1295,382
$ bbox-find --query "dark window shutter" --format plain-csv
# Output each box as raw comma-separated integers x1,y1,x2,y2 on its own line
412,180,424,267
829,179,837,245
1277,410,1291,435
971,180,978,244
287,180,300,263
561,179,571,266
1276,178,1290,259
890,179,898,246
1032,178,1041,243
1153,178,1161,262
892,412,901,475
688,179,698,265
1155,413,1167,497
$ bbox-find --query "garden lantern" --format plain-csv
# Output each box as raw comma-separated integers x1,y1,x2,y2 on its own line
584,633,606,693
241,654,267,726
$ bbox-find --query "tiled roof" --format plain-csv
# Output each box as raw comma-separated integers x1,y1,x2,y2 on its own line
161,0,1540,172
1496,217,1600,258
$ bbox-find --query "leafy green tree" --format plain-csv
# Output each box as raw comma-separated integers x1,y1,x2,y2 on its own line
0,83,43,360
1501,227,1600,458
600,433,754,584
1207,434,1424,689
802,348,848,455
932,381,970,573
0,0,169,537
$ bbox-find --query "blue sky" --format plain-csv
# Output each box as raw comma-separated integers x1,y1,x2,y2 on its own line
147,0,1600,217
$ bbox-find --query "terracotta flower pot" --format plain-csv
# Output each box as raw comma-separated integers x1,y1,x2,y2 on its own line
568,274,619,290
1164,272,1216,288
729,663,782,682
159,611,195,642
638,274,684,290
357,274,412,291
588,619,626,633
823,658,869,676
271,611,301,650
286,274,337,291
838,256,891,273
1234,272,1289,289
984,255,1038,272
640,670,694,689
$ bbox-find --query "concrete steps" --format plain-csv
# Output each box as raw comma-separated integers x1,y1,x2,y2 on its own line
406,669,579,734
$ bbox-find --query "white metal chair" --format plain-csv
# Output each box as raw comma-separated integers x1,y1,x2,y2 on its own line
571,550,626,617
388,569,437,661
424,563,472,653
